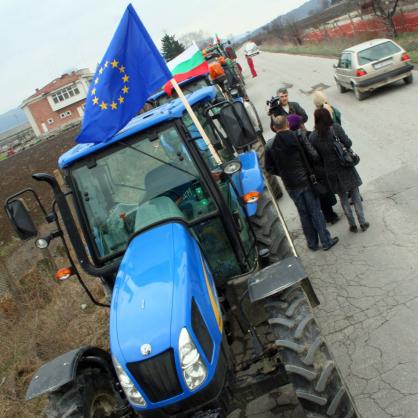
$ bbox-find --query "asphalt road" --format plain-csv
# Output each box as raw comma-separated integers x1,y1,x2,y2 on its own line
240,50,418,418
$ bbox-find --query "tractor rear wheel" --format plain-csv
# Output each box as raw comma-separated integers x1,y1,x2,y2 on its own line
265,285,358,418
44,368,123,418
252,140,283,200
250,187,292,262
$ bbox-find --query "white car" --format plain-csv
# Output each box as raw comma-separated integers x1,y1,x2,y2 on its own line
334,38,414,100
244,42,260,57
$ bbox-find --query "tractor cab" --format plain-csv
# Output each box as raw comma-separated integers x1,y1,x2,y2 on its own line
58,86,261,284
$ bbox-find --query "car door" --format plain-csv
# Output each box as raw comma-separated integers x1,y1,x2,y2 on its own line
337,52,354,88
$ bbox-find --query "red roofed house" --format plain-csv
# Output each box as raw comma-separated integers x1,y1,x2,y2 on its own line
21,69,93,137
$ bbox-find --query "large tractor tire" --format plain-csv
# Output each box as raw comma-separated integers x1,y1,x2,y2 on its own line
247,100,264,134
44,368,122,418
252,140,283,200
265,285,358,418
250,187,292,262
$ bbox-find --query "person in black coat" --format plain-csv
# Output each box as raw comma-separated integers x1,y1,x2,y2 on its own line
268,87,308,132
287,114,339,224
309,108,369,233
265,115,338,251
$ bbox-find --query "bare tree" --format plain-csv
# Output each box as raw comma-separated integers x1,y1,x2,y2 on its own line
362,0,400,37
178,30,212,49
285,18,304,45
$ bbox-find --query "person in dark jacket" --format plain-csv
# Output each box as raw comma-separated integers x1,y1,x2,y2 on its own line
269,87,308,132
265,115,338,251
310,108,369,232
287,114,339,224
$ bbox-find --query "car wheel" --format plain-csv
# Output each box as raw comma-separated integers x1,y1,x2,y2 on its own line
404,73,413,85
353,85,368,101
336,82,347,93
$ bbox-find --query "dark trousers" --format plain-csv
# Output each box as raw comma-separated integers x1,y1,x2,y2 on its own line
320,191,338,222
288,186,333,249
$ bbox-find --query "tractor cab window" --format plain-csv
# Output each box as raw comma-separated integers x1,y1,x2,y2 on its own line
71,126,219,259
182,105,235,164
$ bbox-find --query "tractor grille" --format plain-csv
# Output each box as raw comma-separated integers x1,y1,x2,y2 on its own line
192,299,214,362
127,349,182,403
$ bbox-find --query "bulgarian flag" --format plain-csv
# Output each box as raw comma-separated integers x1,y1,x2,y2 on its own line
164,42,209,95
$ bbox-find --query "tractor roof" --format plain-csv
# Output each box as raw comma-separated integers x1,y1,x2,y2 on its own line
147,74,209,102
59,86,216,169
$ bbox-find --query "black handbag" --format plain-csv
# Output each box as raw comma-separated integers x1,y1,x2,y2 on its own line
295,133,329,197
331,127,360,167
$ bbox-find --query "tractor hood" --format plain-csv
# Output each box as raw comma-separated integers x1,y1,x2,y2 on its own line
109,221,224,408
110,223,179,363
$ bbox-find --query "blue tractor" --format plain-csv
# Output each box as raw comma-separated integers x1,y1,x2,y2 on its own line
5,86,358,417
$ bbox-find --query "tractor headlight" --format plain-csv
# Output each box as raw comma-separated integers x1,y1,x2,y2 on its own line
178,328,207,390
112,355,147,407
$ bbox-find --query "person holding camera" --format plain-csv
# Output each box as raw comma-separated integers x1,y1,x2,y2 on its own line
268,88,308,121
268,87,308,132
265,115,338,251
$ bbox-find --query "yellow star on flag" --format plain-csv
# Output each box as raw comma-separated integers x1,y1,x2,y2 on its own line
100,101,108,110
118,96,125,104
99,67,103,75
119,65,125,73
110,102,118,110
94,78,99,84
122,85,129,94
104,61,109,68
91,88,96,95
122,74,129,83
92,97,99,105
111,59,119,68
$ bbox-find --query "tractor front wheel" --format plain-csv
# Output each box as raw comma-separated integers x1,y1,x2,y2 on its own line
250,187,291,262
44,368,124,418
265,285,358,418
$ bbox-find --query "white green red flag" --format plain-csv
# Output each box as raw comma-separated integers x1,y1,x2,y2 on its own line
164,42,209,95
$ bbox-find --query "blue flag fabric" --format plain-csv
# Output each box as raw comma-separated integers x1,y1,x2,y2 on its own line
76,4,172,143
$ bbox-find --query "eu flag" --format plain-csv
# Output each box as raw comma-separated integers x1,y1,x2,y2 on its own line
76,4,172,143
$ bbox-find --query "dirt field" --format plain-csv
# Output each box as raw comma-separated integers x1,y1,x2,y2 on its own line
0,126,78,245
0,127,110,418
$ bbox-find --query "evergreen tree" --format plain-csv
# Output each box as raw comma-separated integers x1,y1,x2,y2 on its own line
161,34,185,61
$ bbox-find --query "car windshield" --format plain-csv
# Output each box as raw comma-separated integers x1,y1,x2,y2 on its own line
357,41,401,65
71,125,218,259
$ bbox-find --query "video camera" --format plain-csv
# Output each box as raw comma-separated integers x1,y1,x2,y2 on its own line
266,96,281,116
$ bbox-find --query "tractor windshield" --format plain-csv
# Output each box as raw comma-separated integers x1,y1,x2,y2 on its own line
71,124,219,260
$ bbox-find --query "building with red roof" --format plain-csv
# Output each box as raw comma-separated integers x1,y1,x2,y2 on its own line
21,68,93,137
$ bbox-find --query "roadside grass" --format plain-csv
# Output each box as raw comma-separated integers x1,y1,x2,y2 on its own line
0,254,109,418
261,32,418,63
0,152,6,161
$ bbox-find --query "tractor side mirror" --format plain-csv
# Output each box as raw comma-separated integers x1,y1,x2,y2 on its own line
333,63,338,69
5,199,38,240
219,101,258,150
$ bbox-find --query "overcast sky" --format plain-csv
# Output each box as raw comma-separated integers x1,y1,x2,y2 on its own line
0,0,305,114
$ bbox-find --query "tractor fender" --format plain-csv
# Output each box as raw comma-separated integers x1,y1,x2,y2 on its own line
247,256,320,307
231,150,264,217
26,346,113,401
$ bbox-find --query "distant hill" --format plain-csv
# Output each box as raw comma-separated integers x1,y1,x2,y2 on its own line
234,0,332,42
284,0,331,22
0,108,28,134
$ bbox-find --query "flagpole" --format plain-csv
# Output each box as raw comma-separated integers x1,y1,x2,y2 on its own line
171,78,222,165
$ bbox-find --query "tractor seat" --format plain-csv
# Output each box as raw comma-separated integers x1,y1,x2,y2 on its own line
143,164,196,201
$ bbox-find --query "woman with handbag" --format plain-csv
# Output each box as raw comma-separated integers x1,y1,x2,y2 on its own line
288,114,339,224
310,108,369,233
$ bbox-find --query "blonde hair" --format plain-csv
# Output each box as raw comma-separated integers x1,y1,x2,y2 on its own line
313,90,334,119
